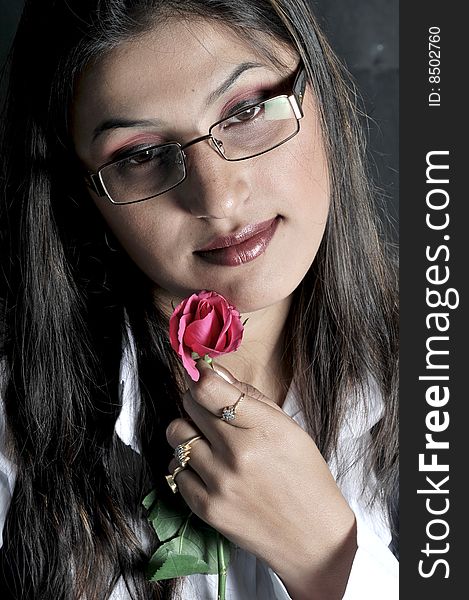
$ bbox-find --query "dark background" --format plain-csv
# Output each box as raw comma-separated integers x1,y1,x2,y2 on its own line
0,0,398,237
314,0,398,238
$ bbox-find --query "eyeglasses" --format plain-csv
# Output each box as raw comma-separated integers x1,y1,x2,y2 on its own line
86,67,307,205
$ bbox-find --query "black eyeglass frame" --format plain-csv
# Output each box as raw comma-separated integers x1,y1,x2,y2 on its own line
85,65,307,205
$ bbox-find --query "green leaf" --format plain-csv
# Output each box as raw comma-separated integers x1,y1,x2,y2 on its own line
191,351,200,359
148,518,232,581
149,499,191,542
143,491,233,590
182,518,219,568
142,489,157,511
148,536,213,580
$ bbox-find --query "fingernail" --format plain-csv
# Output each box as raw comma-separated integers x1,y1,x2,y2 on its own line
212,364,235,383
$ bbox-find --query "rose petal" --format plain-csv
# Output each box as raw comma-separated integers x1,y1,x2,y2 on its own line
180,349,200,381
170,294,198,353
214,304,232,351
169,311,181,354
184,310,219,356
182,294,199,318
226,320,244,352
196,300,213,321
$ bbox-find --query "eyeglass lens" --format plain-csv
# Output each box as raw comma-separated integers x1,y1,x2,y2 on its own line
100,95,298,204
100,143,186,205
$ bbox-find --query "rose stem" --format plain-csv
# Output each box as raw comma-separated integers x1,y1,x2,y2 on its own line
217,531,227,600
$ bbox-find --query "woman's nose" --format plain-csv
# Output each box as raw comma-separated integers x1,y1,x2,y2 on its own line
178,140,251,219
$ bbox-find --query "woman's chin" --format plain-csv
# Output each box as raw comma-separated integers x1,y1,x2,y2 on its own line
152,272,295,317
212,285,293,316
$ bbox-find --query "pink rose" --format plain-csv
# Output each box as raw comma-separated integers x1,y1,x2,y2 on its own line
169,290,244,381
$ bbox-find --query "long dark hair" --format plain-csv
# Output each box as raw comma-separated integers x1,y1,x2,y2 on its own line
0,0,398,597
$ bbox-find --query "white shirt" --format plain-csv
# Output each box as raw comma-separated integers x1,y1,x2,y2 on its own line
0,329,399,599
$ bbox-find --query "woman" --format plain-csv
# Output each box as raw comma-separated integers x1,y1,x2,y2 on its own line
0,0,398,598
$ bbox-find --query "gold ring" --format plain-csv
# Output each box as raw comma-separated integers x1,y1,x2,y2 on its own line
165,465,186,494
221,392,245,422
174,435,203,467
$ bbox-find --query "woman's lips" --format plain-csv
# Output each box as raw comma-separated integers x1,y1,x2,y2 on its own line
194,216,281,267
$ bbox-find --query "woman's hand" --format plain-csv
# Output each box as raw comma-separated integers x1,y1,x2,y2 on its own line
166,361,357,600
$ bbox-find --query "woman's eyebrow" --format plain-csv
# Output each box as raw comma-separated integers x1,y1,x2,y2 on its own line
205,61,264,107
92,117,163,143
91,62,264,144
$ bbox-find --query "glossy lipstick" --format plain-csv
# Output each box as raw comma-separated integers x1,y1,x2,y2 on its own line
194,216,281,267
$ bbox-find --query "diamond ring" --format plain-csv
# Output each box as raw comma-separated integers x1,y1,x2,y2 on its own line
220,393,245,422
174,435,203,467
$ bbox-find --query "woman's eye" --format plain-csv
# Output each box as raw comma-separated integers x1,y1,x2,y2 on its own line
115,147,168,172
234,105,262,122
127,148,157,165
224,104,263,127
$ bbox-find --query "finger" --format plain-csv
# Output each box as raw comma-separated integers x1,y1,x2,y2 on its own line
182,382,278,435
188,360,281,414
166,459,210,512
182,382,252,432
204,360,285,414
166,418,214,482
165,417,204,450
178,391,229,449
182,394,299,461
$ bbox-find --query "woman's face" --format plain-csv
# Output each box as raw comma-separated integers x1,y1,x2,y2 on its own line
72,19,330,314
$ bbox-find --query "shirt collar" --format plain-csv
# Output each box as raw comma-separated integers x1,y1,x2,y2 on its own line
114,318,141,453
281,379,384,440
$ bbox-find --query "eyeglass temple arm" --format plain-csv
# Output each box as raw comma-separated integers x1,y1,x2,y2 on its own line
85,172,107,197
292,66,307,107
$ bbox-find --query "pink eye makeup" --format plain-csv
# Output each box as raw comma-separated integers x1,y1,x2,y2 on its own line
220,87,272,117
218,74,290,117
106,133,166,160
